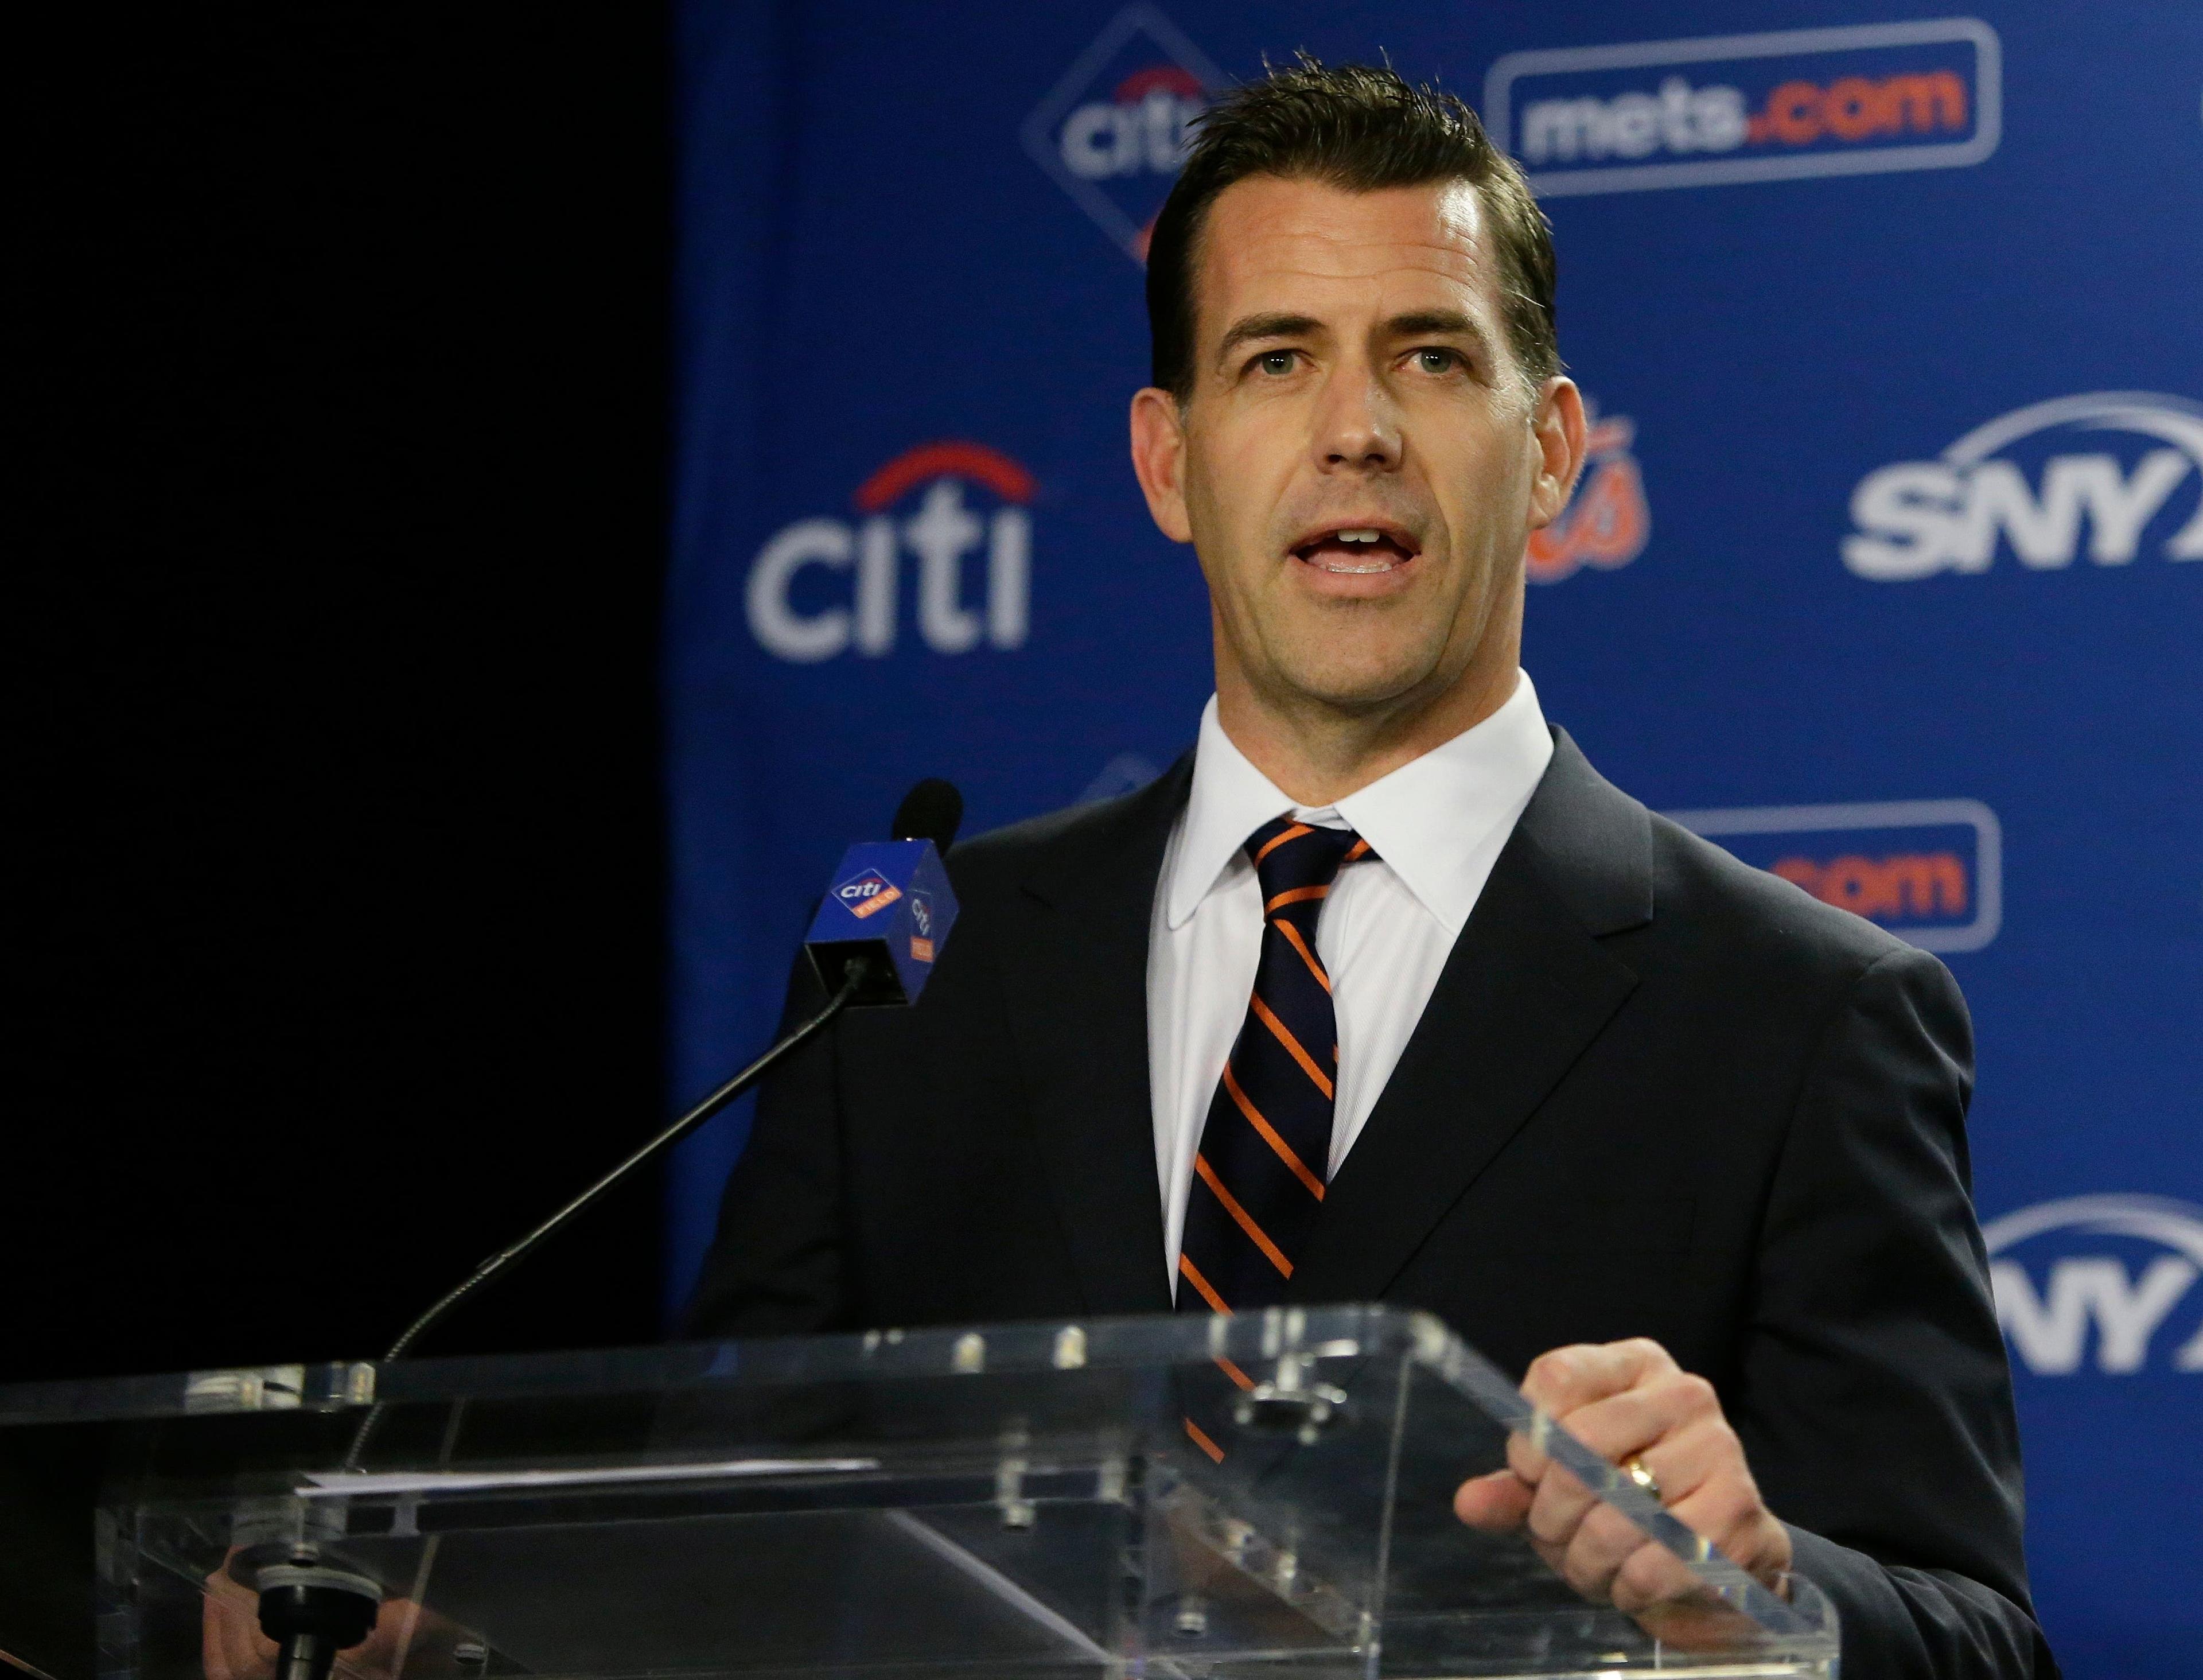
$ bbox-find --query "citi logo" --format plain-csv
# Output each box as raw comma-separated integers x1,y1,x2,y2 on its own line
1984,1195,2203,1377
1844,392,2203,581
835,869,901,919
1665,799,1999,954
1022,5,1223,259
1058,65,1203,185
746,442,1033,664
1526,400,1649,585
1485,19,1999,197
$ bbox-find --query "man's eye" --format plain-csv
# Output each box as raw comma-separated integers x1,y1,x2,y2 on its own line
1414,348,1462,375
1257,350,1297,376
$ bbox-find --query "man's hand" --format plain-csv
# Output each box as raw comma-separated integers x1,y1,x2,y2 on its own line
1453,1338,1791,1614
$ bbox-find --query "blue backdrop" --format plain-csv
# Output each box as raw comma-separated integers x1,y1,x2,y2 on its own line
666,5,2203,1670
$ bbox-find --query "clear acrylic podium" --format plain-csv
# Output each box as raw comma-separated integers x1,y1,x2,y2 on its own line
7,1305,1837,1678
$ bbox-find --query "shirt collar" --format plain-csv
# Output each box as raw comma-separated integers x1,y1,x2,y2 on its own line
1165,670,1553,935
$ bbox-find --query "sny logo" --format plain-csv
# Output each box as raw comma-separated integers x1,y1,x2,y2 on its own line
1664,799,2000,954
1845,392,2203,580
748,442,1034,663
1486,19,1998,197
1526,399,1649,585
1022,5,1224,259
1984,1195,2203,1376
835,868,902,920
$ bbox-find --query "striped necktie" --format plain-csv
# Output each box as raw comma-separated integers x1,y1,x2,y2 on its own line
1178,816,1373,1320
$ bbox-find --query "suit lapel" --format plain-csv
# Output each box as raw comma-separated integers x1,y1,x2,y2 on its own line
998,759,1190,1316
1291,730,1653,1305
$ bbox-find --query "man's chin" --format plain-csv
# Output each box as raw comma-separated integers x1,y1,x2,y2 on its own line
1262,652,1451,720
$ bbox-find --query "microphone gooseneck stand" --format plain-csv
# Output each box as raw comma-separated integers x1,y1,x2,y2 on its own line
255,957,873,1680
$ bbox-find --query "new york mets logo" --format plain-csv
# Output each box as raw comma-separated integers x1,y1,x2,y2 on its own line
835,869,902,920
1527,400,1649,585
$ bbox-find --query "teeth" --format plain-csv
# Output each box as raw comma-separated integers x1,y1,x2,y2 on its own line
1294,528,1409,573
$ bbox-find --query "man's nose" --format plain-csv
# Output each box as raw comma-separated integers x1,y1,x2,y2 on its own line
1311,368,1402,472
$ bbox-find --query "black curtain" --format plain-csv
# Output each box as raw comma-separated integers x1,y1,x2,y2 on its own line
12,10,672,1669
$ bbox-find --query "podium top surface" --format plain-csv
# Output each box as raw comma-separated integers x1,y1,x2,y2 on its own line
7,1302,1492,1426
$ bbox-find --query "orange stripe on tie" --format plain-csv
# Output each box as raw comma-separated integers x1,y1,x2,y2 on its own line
1216,1356,1255,1391
1344,837,1371,864
1221,1063,1326,1200
1266,884,1330,913
1252,823,1313,865
1177,1252,1231,1315
1194,1153,1294,1279
1271,917,1330,991
1184,1416,1226,1463
1250,993,1334,1099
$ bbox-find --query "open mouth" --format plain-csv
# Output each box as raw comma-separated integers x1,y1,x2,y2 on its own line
1290,526,1420,574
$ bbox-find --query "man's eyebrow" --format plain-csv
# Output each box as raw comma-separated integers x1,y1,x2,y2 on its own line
1383,308,1492,347
1215,312,1323,362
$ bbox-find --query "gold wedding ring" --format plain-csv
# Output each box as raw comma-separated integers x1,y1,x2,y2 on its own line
1622,1455,1663,1504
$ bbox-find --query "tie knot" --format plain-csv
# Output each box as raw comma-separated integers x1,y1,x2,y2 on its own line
1244,816,1371,904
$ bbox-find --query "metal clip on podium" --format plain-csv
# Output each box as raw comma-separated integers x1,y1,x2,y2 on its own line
3,1304,1836,1678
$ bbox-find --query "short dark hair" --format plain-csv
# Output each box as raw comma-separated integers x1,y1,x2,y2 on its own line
1145,57,1560,400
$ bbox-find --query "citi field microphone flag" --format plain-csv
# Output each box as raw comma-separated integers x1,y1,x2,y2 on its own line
667,5,2203,1673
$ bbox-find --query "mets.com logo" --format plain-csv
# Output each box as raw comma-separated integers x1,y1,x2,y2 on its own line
1845,392,2203,581
1485,19,1999,197
746,442,1033,664
1984,1195,2203,1376
1665,798,1999,954
1022,5,1224,259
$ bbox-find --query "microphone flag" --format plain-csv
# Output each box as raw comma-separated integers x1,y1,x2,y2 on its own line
803,839,959,1005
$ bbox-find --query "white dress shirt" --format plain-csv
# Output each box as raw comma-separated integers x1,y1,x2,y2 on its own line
1146,670,1554,1286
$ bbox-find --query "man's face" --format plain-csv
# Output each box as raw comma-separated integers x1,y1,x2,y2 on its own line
1131,175,1581,722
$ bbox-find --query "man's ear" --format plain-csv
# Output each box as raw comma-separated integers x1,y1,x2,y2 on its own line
1526,376,1587,531
1129,386,1194,545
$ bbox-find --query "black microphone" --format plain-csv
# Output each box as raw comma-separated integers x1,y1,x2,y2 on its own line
329,780,963,1473
893,776,962,852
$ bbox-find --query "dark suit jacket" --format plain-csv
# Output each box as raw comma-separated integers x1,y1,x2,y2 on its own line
686,728,2053,1678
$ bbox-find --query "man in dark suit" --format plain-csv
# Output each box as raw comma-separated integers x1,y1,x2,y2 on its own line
687,60,2053,1678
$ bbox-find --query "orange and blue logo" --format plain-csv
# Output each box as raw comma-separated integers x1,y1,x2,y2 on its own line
1665,799,2001,953
1527,400,1649,585
747,441,1036,664
1486,20,1999,197
835,868,903,920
